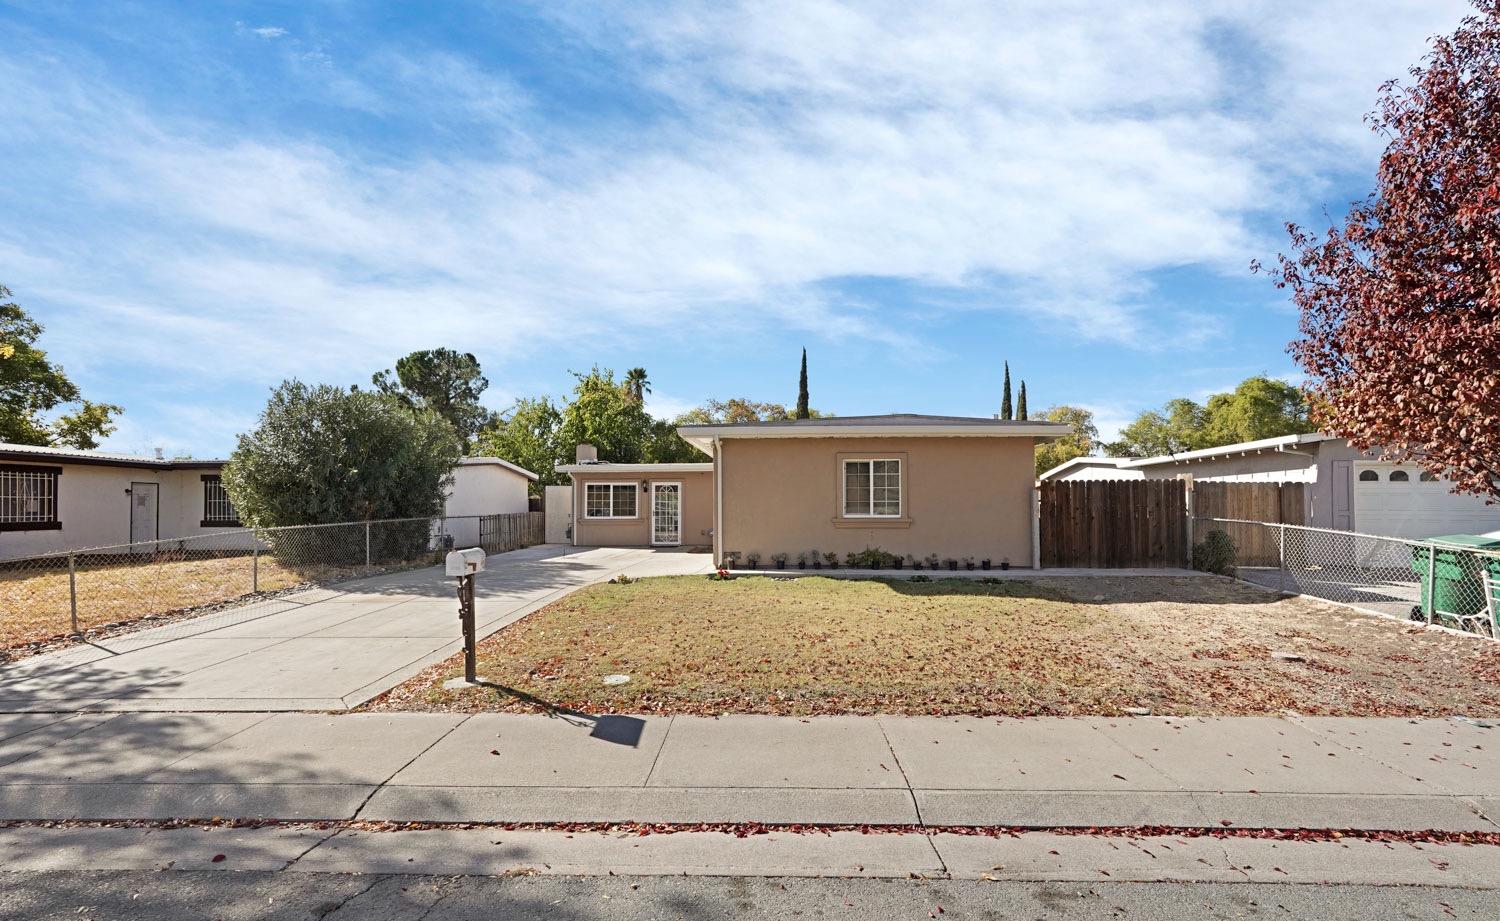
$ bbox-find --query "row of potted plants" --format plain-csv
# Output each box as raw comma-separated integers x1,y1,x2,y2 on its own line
726,547,1010,572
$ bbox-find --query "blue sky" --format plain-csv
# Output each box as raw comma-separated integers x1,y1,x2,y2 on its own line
0,0,1474,457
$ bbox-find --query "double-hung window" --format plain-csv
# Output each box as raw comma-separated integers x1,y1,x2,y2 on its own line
843,459,901,517
0,464,61,531
584,482,638,518
201,475,240,526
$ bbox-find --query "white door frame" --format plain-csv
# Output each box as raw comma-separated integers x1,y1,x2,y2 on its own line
650,481,682,547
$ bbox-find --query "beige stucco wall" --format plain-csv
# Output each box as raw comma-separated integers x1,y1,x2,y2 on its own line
718,436,1037,567
0,463,238,559
569,470,714,548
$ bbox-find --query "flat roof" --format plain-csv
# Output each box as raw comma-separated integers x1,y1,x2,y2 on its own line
556,462,715,475
1036,456,1133,481
0,441,227,470
676,413,1070,455
1036,433,1341,480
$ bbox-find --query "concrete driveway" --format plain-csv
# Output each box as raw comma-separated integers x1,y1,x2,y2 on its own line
0,546,712,713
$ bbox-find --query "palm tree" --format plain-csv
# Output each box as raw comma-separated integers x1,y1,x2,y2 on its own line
624,367,651,404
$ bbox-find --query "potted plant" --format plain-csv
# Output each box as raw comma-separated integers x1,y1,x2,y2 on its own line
724,551,741,570
945,558,959,572
892,553,904,570
981,558,992,571
823,551,839,569
846,551,860,569
1000,557,1011,571
910,554,922,570
811,550,823,570
925,553,940,571
797,552,808,570
772,552,788,570
747,552,761,570
963,556,976,571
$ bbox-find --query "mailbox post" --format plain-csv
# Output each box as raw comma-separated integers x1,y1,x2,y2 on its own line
445,548,487,685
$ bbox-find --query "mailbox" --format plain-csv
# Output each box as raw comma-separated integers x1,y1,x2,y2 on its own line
445,547,487,577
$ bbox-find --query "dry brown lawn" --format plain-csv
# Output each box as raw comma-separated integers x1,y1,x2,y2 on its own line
372,574,1500,717
0,554,361,653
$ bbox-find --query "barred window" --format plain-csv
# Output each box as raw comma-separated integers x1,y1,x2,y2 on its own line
843,459,901,517
0,465,60,531
201,475,240,525
584,482,637,518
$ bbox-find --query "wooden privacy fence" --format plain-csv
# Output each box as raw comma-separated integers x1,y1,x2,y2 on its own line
1039,480,1187,568
479,511,545,554
1193,482,1307,566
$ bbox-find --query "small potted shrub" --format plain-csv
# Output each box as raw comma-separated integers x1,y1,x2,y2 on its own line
823,551,839,569
747,552,761,570
846,551,860,569
771,552,788,570
1000,557,1011,571
962,556,976,571
945,558,959,572
724,551,741,570
797,552,808,570
925,553,940,571
909,554,922,570
892,553,904,570
980,558,991,571
811,550,823,570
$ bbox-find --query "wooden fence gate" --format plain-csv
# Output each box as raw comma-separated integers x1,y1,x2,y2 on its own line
1038,479,1187,568
1193,482,1307,566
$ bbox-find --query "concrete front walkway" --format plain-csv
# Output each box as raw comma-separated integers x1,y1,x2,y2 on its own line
0,546,713,713
0,712,1495,832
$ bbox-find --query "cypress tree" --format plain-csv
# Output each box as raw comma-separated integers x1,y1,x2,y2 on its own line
1017,381,1028,420
796,348,810,419
1000,361,1013,420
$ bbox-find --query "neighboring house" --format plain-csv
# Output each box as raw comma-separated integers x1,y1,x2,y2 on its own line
557,414,1069,566
1039,433,1500,541
0,442,538,559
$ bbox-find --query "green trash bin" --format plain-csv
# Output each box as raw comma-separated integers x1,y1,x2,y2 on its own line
1410,535,1500,621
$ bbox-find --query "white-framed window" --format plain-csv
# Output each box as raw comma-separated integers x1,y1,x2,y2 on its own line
842,458,901,517
201,475,240,526
0,464,60,531
584,482,638,518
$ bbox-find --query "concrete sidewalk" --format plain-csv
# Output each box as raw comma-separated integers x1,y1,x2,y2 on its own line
0,712,1495,831
0,546,712,713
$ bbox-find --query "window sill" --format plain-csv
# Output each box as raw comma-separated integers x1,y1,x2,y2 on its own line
831,517,912,529
583,516,641,522
0,521,62,532
201,520,242,528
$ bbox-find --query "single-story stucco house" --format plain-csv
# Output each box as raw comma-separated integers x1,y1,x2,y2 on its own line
556,414,1069,567
1038,433,1500,541
0,442,537,559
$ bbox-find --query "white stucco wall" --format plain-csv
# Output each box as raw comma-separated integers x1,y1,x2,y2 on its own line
0,463,239,559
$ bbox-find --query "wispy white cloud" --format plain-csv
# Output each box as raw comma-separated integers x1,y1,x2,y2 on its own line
235,23,287,40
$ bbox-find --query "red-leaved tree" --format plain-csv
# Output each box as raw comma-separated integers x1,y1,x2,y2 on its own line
1260,1,1500,499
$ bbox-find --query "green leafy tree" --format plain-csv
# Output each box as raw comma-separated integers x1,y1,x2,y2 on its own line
1104,376,1315,457
1,285,122,448
796,349,810,419
557,367,659,463
372,348,496,444
645,417,703,462
675,397,829,424
1201,376,1315,446
1017,381,1028,421
1000,361,1013,420
624,367,651,404
1034,405,1099,476
1104,398,1208,457
474,396,565,492
222,381,461,528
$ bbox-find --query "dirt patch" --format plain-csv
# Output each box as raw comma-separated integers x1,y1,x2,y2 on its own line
368,574,1500,717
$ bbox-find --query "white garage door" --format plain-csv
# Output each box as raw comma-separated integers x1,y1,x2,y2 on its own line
1352,462,1500,540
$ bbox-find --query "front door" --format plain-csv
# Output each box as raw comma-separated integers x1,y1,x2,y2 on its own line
129,482,160,544
651,482,681,546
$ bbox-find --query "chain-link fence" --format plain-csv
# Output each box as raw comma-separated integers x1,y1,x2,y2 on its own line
1196,517,1500,639
0,511,544,655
